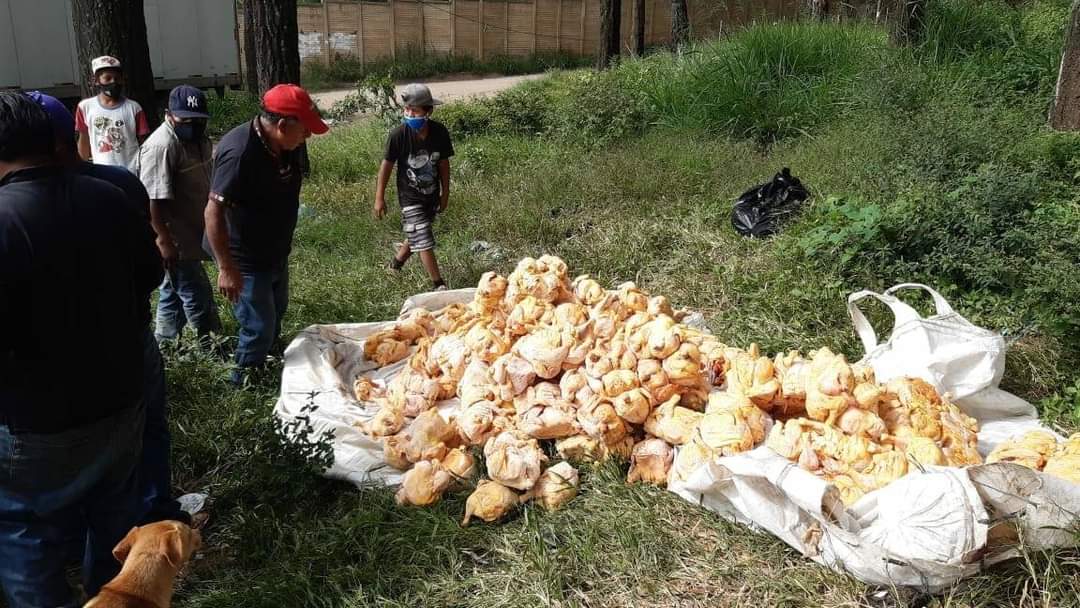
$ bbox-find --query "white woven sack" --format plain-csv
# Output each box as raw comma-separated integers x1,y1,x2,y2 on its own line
847,283,1035,421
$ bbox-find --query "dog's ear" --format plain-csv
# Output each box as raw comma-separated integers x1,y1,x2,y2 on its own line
112,526,139,563
161,527,185,568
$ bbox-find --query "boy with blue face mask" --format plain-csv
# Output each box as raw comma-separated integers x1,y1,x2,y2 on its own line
374,83,455,290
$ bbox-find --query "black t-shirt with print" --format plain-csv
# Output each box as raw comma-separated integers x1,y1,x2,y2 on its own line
208,120,303,272
384,121,454,211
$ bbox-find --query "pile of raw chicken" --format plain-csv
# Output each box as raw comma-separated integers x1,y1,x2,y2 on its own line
986,430,1080,484
349,255,1063,524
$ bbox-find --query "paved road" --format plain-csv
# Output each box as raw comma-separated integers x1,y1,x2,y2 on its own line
312,73,547,110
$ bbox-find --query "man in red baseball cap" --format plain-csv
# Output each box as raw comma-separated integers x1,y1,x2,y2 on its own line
203,84,328,386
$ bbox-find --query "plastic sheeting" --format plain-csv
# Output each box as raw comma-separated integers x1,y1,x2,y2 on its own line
273,287,1079,592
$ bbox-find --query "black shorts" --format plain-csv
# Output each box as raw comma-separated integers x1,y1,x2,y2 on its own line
401,204,436,252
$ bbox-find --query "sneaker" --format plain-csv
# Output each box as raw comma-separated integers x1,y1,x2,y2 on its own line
433,282,449,291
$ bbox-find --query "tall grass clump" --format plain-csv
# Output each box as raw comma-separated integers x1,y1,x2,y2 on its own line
637,22,886,141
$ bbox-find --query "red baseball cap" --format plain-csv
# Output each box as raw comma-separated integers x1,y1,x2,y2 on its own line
261,84,329,135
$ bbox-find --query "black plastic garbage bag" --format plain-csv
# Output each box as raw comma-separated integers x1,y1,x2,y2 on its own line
731,167,809,238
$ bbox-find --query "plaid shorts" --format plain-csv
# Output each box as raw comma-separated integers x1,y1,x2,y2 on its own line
401,204,436,252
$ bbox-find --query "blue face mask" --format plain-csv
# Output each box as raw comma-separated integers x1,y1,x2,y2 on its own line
403,114,427,130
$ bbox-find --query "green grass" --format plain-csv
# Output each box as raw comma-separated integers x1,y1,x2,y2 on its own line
169,0,1079,605
302,48,594,92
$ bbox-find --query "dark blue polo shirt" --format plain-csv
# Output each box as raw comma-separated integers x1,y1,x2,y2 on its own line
0,166,161,432
209,119,303,273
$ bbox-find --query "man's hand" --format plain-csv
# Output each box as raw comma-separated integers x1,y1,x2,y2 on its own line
218,265,242,304
374,197,387,220
438,192,449,213
156,238,179,271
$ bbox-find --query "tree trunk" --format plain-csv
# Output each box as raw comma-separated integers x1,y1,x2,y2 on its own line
1050,0,1080,130
634,0,646,56
251,0,301,94
671,0,690,51
809,0,830,21
71,0,158,127
242,0,259,94
597,0,622,70
890,0,926,46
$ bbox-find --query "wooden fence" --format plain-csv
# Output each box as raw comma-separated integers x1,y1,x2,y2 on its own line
292,0,811,65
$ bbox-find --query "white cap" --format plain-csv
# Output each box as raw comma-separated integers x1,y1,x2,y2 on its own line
91,55,122,74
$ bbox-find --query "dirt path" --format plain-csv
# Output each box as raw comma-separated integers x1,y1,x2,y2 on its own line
312,73,547,109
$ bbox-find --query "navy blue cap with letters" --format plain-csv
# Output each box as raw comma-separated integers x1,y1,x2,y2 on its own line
168,85,210,119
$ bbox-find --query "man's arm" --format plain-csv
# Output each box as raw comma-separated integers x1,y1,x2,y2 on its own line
148,200,177,270
77,132,91,161
373,159,394,219
204,198,241,303
438,158,450,212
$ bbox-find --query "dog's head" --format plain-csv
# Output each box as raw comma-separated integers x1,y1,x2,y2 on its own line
112,520,202,569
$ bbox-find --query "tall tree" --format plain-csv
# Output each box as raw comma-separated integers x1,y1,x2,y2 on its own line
598,0,623,69
71,0,158,125
634,0,646,56
242,0,259,94
671,0,690,51
1050,0,1080,130
251,0,301,93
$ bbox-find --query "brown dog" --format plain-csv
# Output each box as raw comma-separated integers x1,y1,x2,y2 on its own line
84,520,202,608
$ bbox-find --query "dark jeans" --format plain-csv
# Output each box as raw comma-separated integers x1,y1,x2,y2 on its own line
154,260,221,343
231,268,289,384
139,329,187,525
0,405,144,607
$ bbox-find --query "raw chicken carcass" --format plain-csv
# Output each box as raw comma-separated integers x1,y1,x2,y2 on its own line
463,324,509,364
671,438,713,482
556,435,607,462
490,353,536,401
570,275,605,307
515,328,571,379
440,447,477,486
406,409,459,463
576,397,629,444
353,376,384,402
647,296,674,318
521,462,580,510
507,296,552,336
383,432,412,470
615,282,649,318
484,430,547,490
363,330,411,367
474,272,508,309
637,359,675,405
837,407,887,441
771,350,809,416
519,401,580,440
458,360,496,407
1043,453,1080,484
457,400,505,446
723,345,780,408
627,438,674,486
612,388,652,425
560,369,592,404
986,431,1059,469
903,436,946,467
663,343,704,387
602,370,639,398
804,348,855,425
395,460,453,506
696,410,753,456
429,335,470,382
462,480,519,526
644,396,702,445
360,402,405,438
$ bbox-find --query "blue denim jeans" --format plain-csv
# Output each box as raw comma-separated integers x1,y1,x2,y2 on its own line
231,268,289,383
154,260,221,343
139,329,187,526
0,405,144,607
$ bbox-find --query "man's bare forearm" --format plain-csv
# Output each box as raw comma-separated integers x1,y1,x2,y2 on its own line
204,199,235,270
148,199,173,243
375,160,393,199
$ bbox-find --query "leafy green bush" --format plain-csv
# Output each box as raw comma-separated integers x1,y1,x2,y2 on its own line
206,90,261,139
